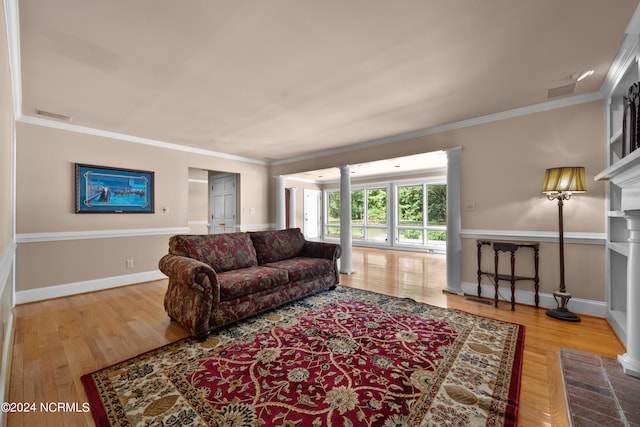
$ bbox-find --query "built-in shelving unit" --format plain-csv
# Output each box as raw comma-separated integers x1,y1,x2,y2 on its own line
596,26,640,377
600,56,638,344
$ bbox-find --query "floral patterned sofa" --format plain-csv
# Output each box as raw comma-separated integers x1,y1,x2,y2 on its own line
159,228,341,338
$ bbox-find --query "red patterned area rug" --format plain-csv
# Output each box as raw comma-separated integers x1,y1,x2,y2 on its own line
82,287,524,426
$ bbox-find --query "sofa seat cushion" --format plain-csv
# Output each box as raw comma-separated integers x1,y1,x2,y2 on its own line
249,228,306,264
217,267,289,301
169,233,258,272
263,257,333,282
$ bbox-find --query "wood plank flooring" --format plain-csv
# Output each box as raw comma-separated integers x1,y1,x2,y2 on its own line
7,247,625,426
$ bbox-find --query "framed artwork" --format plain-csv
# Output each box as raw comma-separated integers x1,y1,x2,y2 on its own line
75,163,154,213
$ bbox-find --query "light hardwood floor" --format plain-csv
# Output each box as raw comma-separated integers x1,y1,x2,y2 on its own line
7,247,625,426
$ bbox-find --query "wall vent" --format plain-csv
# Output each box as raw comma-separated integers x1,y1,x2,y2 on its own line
546,83,576,99
35,109,72,122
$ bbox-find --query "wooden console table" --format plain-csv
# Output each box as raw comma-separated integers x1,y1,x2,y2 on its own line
476,239,540,310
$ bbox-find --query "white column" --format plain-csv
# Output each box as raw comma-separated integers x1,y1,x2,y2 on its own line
619,211,640,378
275,176,286,230
445,147,463,295
339,165,355,274
289,187,297,229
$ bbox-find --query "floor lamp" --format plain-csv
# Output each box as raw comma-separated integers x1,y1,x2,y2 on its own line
542,166,586,322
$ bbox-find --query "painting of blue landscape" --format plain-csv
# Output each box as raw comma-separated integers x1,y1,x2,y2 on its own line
75,164,154,213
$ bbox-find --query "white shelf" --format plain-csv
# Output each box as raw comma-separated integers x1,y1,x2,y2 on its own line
610,127,623,144
608,241,630,257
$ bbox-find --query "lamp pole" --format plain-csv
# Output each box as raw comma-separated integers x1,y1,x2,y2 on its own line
557,196,565,292
546,192,580,322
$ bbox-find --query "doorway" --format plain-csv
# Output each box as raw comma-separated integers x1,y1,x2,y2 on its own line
303,189,321,240
210,173,237,234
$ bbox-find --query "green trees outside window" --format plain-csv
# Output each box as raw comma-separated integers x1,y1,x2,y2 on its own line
325,182,445,246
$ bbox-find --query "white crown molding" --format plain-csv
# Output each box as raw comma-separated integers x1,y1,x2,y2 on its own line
461,281,606,317
459,229,606,245
17,115,269,166
601,34,639,97
271,93,603,167
15,270,166,304
15,227,189,243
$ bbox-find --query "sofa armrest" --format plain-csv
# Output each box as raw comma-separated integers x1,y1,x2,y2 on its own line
159,254,220,337
159,254,220,302
302,241,342,261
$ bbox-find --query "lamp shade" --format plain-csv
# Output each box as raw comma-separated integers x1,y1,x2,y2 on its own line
542,167,586,194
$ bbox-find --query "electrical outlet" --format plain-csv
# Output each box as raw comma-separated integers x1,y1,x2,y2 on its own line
126,259,135,269
463,201,476,211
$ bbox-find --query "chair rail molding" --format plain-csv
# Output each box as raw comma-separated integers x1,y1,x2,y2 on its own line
15,227,190,243
459,229,606,245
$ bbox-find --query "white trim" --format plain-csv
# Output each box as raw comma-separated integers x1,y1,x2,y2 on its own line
0,245,15,412
284,176,319,184
15,270,167,304
461,281,606,318
601,34,639,97
0,310,14,424
0,243,15,289
17,115,269,166
459,229,606,245
271,93,602,166
188,178,209,184
238,223,275,231
15,227,189,243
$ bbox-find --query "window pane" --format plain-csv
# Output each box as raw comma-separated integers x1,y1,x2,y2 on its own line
352,190,364,224
367,228,388,242
367,188,387,224
352,227,364,239
398,229,423,243
428,230,447,242
398,186,423,225
427,184,447,226
326,226,340,238
327,192,340,224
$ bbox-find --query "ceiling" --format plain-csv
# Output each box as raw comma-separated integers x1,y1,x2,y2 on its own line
17,0,640,166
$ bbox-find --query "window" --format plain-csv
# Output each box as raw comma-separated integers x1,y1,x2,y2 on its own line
396,183,446,246
325,187,389,243
324,179,445,250
326,191,340,238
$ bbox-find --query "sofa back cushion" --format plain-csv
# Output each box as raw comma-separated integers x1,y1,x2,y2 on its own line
249,228,305,264
169,233,258,272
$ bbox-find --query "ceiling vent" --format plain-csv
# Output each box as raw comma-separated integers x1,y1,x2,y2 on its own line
35,109,72,122
547,83,576,99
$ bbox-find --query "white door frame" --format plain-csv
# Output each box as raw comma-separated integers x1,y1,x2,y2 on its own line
209,173,237,234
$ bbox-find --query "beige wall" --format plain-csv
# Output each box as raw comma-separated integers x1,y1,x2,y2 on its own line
273,101,606,301
187,167,209,234
15,122,271,291
14,91,607,303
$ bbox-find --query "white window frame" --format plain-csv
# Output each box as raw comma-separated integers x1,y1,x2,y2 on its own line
322,176,446,252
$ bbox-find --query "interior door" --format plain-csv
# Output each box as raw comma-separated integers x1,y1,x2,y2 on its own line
303,189,321,239
210,174,237,234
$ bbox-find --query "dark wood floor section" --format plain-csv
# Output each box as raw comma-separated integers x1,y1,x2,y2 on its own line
561,347,640,427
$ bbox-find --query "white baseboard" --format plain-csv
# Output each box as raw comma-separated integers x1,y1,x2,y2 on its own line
461,281,606,318
15,270,167,304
